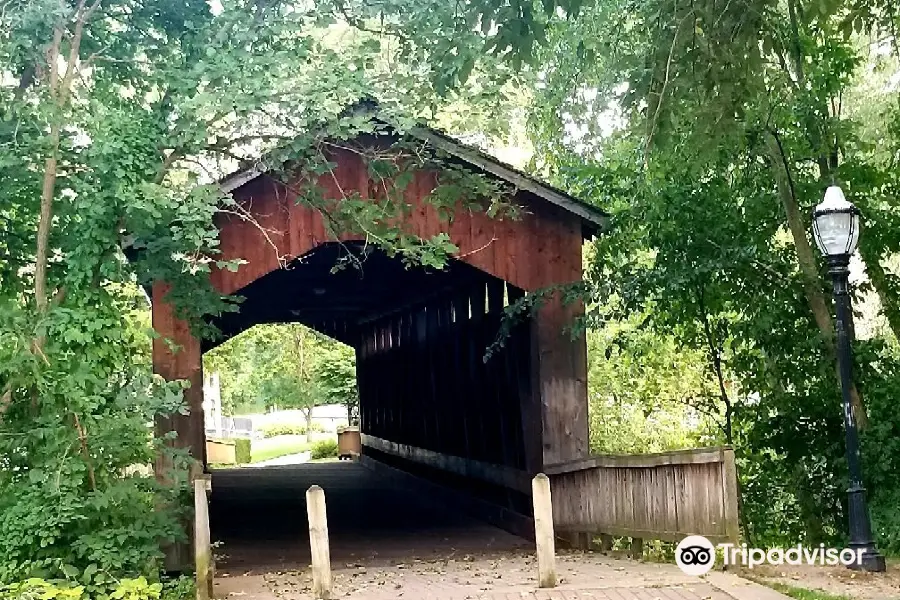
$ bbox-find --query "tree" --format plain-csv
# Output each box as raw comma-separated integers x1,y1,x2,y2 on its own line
205,324,357,437
316,343,359,425
586,313,714,454
0,0,523,584
491,0,900,548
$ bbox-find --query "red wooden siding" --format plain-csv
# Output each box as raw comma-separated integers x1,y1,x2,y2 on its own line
207,148,583,296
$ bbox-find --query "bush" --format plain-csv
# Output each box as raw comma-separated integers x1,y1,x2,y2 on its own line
310,439,338,460
109,577,163,600
159,576,194,600
0,576,187,600
258,421,329,438
0,579,84,600
258,424,306,438
234,438,251,464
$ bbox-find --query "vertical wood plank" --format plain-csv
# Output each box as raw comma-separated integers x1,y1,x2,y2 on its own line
152,284,205,468
533,294,589,466
451,292,471,460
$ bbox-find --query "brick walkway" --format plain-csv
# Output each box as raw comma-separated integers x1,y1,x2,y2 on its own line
470,586,729,599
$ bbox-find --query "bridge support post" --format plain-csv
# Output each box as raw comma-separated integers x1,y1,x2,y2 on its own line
306,485,333,599
532,473,557,588
152,284,207,571
531,296,589,469
151,284,206,468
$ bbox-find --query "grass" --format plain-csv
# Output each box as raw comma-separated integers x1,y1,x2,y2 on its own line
249,435,313,463
751,578,853,600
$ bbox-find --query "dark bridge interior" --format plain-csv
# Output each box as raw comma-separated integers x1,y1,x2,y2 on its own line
210,462,530,573
204,242,507,348
205,243,536,519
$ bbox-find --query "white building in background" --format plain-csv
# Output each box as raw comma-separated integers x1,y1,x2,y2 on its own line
250,404,349,433
202,372,254,439
202,372,223,438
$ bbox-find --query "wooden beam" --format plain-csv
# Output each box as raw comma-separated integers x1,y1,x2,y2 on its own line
533,296,589,466
722,448,741,545
552,525,736,546
193,477,213,600
544,447,731,473
361,434,532,494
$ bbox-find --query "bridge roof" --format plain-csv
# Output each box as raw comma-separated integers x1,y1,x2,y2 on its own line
217,103,608,236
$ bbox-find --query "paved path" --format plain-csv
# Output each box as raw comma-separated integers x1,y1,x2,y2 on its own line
210,462,788,599
249,451,312,468
215,553,788,599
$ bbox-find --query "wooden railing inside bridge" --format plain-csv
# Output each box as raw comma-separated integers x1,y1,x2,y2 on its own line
545,446,740,549
359,432,740,551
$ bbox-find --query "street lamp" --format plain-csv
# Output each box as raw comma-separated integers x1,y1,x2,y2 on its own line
812,185,886,572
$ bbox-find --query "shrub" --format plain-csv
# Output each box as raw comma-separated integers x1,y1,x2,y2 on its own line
258,424,306,438
0,576,182,600
109,577,163,600
234,439,251,464
0,579,84,600
310,439,338,460
160,576,194,600
0,358,190,595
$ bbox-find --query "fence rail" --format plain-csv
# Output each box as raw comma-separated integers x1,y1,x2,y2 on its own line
204,416,254,439
546,446,739,545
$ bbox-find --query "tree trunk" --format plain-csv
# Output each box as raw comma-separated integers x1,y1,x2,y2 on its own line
305,407,313,443
857,245,900,342
35,125,61,315
765,133,868,427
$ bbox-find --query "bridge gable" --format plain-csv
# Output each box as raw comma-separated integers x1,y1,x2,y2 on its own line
210,146,588,298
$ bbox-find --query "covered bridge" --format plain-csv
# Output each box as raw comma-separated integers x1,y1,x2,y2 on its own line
152,108,608,531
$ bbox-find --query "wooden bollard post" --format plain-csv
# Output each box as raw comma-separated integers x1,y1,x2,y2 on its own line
193,477,212,600
532,473,557,588
306,485,332,599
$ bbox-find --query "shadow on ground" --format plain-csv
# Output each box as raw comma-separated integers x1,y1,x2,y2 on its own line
210,461,530,574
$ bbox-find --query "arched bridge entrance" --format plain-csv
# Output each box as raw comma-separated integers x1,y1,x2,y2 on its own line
151,111,608,556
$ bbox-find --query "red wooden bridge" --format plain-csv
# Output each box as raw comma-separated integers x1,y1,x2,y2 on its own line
153,106,605,534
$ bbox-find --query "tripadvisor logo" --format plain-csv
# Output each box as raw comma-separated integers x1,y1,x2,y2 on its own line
675,535,869,575
676,536,716,576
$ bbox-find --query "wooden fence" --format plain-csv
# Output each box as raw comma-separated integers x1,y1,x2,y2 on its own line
546,447,739,547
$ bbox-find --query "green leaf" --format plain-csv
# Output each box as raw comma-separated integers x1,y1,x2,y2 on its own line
61,564,79,578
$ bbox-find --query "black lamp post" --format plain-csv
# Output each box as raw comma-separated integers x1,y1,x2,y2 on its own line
812,185,886,573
